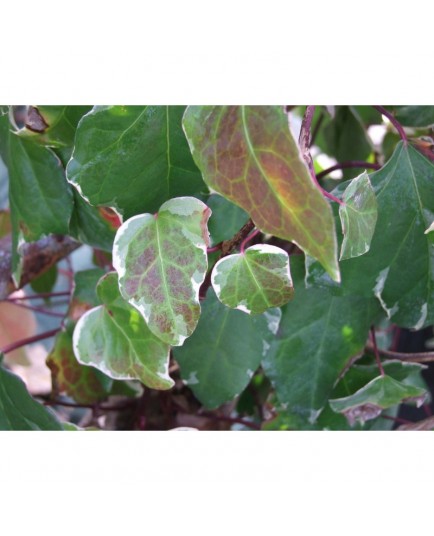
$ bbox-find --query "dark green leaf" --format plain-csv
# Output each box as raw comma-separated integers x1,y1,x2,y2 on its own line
0,353,63,430
30,264,58,294
388,106,434,127
173,289,281,409
113,197,211,346
261,256,381,422
67,106,205,219
207,194,248,245
183,105,340,281
211,244,293,314
73,272,173,389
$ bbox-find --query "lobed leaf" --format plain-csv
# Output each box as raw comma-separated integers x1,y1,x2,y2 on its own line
73,272,173,390
211,244,293,314
67,106,205,219
183,105,340,281
329,375,427,426
0,353,62,430
113,196,211,346
173,289,281,409
339,171,377,260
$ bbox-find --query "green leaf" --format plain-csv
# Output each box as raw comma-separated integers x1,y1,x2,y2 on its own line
69,268,106,321
47,330,112,405
17,106,92,147
0,353,63,430
329,375,427,426
30,264,58,294
183,105,340,281
73,272,173,390
261,256,380,422
211,244,293,314
113,196,211,346
173,289,281,409
388,106,434,127
67,106,205,219
339,171,378,260
207,194,248,245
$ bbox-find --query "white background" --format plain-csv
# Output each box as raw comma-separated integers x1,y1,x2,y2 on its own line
1,1,434,534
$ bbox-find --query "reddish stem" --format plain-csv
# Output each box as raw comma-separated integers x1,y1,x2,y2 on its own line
207,243,223,254
1,327,61,354
316,161,381,180
5,291,70,301
240,229,261,253
370,327,385,376
373,106,408,145
7,300,66,318
381,414,413,425
200,411,260,430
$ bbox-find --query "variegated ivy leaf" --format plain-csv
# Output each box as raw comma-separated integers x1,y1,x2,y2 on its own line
329,375,427,426
113,197,211,346
183,105,340,282
211,244,293,314
73,272,173,390
339,171,377,260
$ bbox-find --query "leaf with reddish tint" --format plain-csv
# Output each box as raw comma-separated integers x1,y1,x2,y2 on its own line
47,330,112,405
339,171,377,260
0,210,11,238
211,244,293,314
113,197,211,346
183,106,340,281
329,375,428,426
73,272,173,389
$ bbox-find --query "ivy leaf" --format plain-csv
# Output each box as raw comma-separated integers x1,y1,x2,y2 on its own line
339,171,377,260
387,106,434,127
329,375,428,426
113,197,211,346
17,106,92,147
207,194,248,245
73,272,173,390
68,268,106,322
183,105,340,282
47,330,112,405
173,289,281,409
0,353,62,430
67,106,205,219
30,264,58,294
211,244,293,314
261,256,381,422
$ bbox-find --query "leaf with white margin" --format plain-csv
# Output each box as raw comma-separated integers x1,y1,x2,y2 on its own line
329,375,427,426
113,197,211,346
211,244,293,314
173,289,281,409
339,171,377,260
73,272,173,390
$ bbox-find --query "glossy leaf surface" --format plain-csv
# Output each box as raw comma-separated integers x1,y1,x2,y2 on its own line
211,244,293,314
207,194,248,245
113,197,211,346
262,256,380,422
183,105,340,281
330,375,427,426
0,354,62,430
339,171,377,260
387,106,434,127
174,289,281,409
73,272,173,389
67,106,205,219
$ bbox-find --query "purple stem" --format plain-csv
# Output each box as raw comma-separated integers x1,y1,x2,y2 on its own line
1,327,61,354
370,327,385,376
373,106,408,145
8,300,66,318
5,291,70,301
316,161,381,180
240,229,261,253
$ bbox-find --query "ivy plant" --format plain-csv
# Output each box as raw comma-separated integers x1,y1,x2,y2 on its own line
0,104,433,431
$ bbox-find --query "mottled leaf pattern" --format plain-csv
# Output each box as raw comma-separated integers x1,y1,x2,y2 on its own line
330,375,427,426
73,272,173,389
174,289,281,409
113,197,211,346
339,171,377,260
0,354,62,431
183,105,340,281
67,106,205,219
211,244,293,314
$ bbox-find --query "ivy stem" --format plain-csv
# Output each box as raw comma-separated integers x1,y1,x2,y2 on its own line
373,106,408,145
1,327,61,354
43,398,136,412
316,161,381,180
240,229,261,254
7,300,66,318
207,243,223,254
380,414,413,425
370,327,385,376
4,291,70,301
365,345,434,364
299,105,344,206
200,411,261,430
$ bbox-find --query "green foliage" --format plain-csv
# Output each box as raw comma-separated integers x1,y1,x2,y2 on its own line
1,104,433,431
